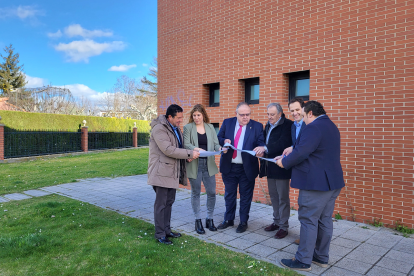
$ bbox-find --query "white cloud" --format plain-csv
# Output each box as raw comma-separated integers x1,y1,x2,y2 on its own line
108,64,136,72
25,74,46,88
58,84,104,101
65,24,112,38
54,39,126,63
142,63,148,67
0,5,44,20
47,30,62,38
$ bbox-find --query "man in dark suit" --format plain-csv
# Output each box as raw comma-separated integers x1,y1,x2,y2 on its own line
258,103,293,239
217,102,265,233
276,101,345,272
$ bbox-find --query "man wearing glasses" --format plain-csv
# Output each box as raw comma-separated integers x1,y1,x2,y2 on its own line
217,102,265,233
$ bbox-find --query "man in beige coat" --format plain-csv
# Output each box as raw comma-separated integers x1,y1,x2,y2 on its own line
148,104,200,245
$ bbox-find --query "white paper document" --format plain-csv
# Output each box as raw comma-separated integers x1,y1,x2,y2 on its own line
258,156,277,163
222,143,257,156
198,150,223,157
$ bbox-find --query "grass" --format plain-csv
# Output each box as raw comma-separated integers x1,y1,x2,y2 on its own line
0,148,149,195
394,220,414,238
0,195,298,276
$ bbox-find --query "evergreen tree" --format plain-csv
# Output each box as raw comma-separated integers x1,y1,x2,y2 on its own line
0,44,26,96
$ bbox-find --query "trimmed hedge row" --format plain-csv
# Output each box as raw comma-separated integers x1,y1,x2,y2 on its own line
0,110,150,132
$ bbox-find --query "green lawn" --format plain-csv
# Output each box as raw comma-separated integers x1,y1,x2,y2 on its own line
0,195,297,276
0,149,298,276
0,148,149,195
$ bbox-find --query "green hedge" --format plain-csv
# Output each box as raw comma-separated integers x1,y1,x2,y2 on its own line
0,110,150,132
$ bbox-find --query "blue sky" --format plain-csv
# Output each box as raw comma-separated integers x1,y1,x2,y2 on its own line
0,1,157,102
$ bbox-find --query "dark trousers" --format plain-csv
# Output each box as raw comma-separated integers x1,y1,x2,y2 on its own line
153,186,176,239
221,163,255,222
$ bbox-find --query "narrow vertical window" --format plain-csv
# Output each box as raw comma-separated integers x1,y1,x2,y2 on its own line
208,83,220,107
244,77,260,104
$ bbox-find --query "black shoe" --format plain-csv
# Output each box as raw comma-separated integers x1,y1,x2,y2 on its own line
157,237,173,245
205,218,217,231
166,231,181,238
217,220,234,229
280,258,311,271
236,221,248,233
195,219,205,234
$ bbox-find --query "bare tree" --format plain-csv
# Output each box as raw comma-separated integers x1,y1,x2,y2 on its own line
100,75,157,120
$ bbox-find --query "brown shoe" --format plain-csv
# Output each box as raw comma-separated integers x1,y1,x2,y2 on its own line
264,223,280,232
294,239,300,245
275,229,288,239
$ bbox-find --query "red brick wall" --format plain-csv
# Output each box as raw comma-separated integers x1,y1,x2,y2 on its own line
158,0,414,228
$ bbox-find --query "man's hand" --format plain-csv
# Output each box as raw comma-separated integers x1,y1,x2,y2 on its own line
253,146,265,155
274,155,283,161
193,151,200,159
224,139,231,145
194,147,205,152
256,152,264,157
187,158,194,162
276,158,284,168
282,146,293,157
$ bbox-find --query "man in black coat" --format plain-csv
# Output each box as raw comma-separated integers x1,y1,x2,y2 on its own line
258,103,293,239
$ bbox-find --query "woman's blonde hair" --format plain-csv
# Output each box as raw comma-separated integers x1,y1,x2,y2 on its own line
188,104,210,124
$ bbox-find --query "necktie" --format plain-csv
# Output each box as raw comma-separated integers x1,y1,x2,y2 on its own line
233,124,243,159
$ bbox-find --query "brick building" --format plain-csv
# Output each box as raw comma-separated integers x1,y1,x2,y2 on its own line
158,0,414,228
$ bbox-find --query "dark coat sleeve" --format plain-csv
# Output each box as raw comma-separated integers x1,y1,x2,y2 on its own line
282,123,321,170
267,120,293,158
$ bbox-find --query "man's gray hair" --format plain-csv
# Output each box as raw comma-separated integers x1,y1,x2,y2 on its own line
267,103,283,114
236,102,250,113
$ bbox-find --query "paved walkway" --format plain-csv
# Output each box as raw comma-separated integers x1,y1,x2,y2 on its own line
1,175,414,276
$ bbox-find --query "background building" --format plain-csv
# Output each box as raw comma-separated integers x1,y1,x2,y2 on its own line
158,0,413,228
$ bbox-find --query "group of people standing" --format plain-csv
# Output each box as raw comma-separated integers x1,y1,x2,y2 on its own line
147,99,345,272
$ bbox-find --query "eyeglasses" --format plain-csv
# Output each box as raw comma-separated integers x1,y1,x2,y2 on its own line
238,113,251,117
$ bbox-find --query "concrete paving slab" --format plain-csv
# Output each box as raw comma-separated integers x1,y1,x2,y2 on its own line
340,227,377,242
366,266,407,276
241,232,269,243
376,257,414,274
227,237,256,250
245,244,277,258
334,257,373,274
208,232,237,244
329,244,354,257
330,237,361,249
23,189,52,197
0,197,9,202
393,238,414,254
321,266,363,276
385,249,414,264
345,248,383,264
259,237,292,250
3,193,32,200
350,243,390,256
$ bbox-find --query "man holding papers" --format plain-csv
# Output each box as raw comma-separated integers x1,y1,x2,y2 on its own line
276,101,345,271
217,102,265,233
258,103,293,239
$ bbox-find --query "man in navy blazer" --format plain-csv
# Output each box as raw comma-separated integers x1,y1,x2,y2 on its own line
217,102,265,233
276,101,345,272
